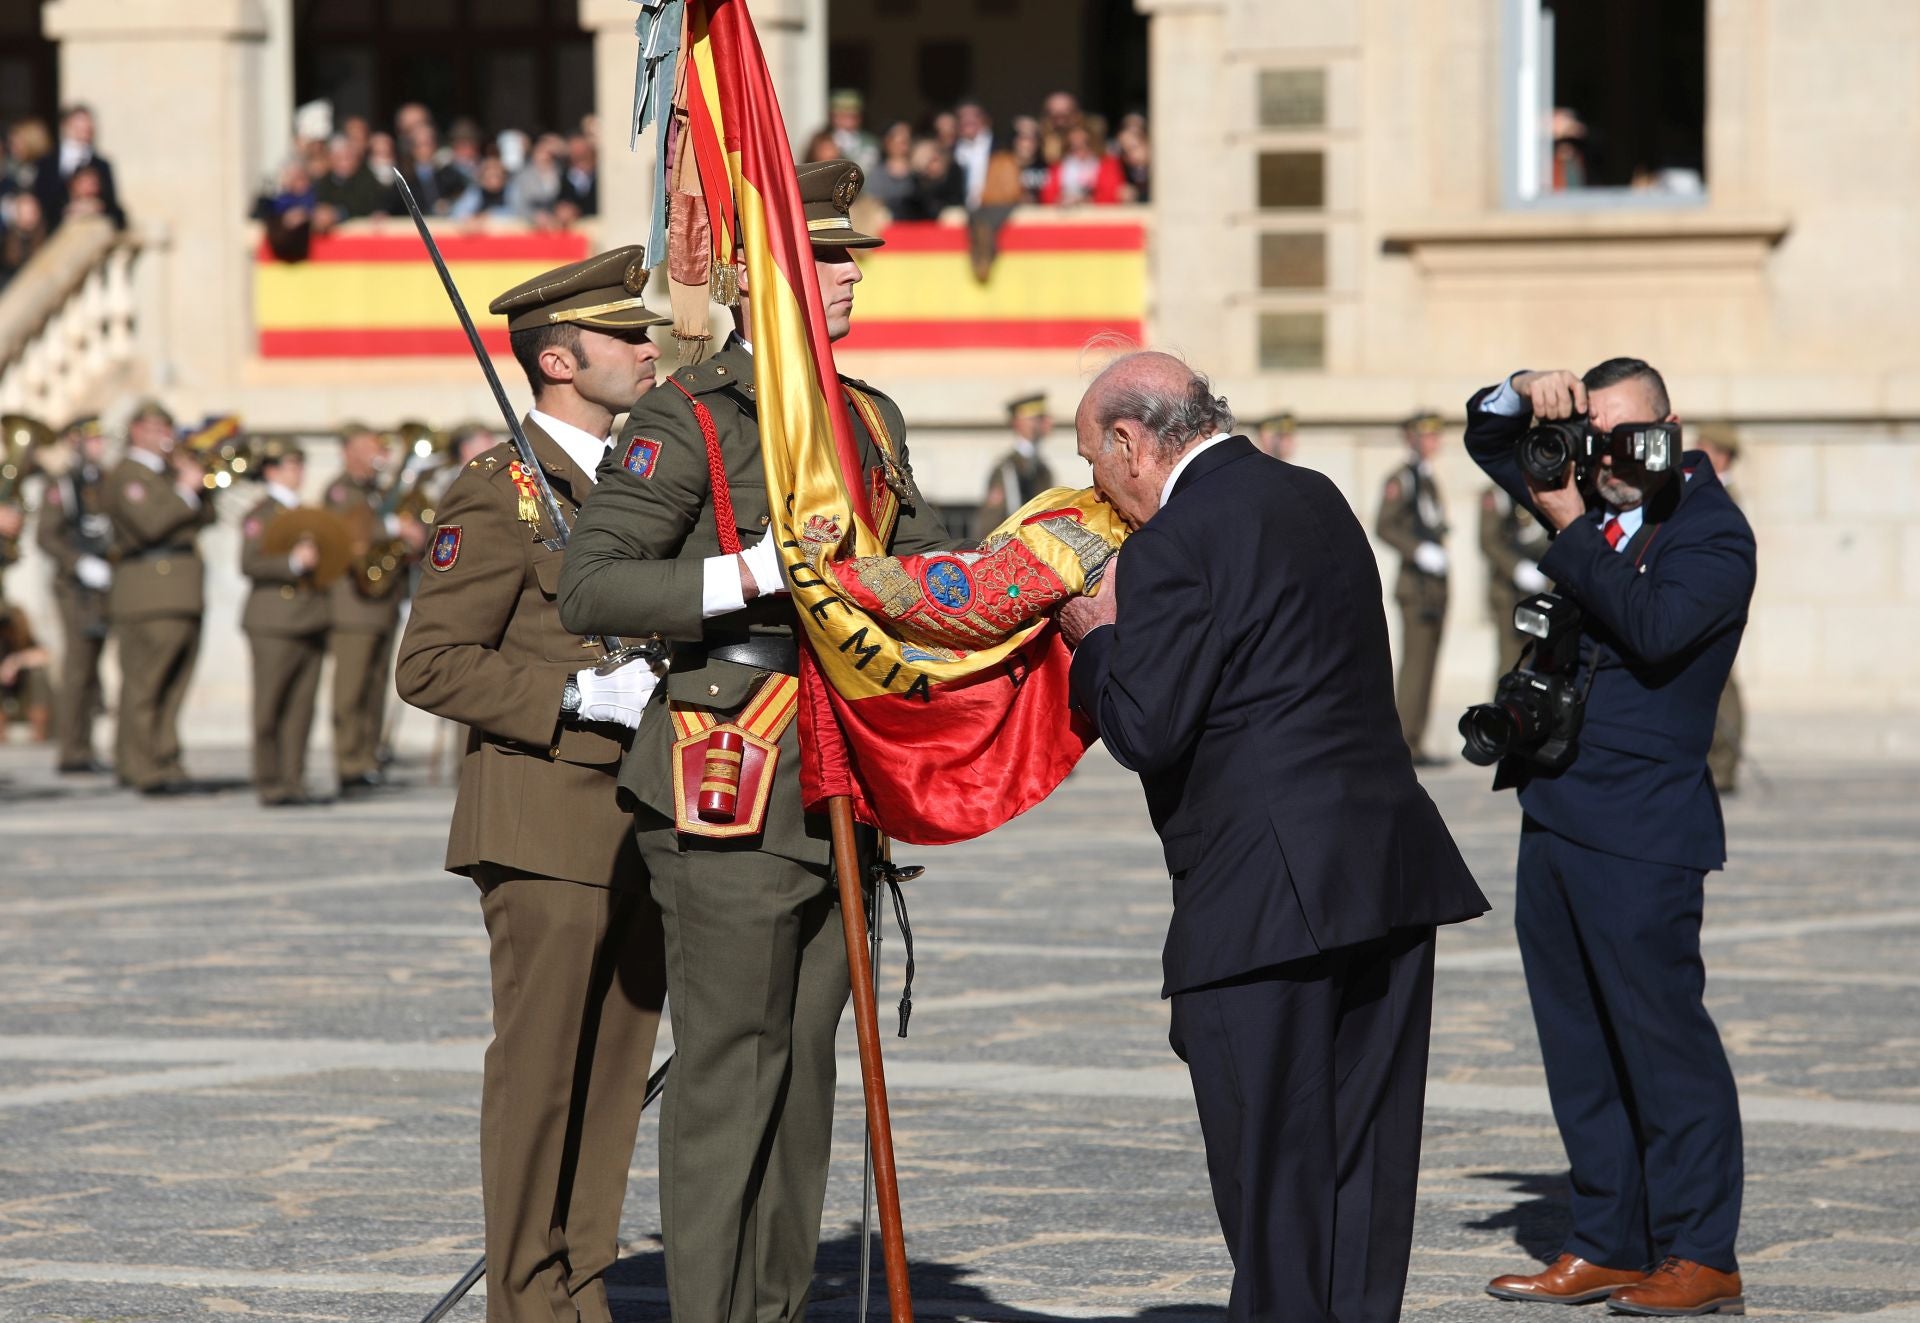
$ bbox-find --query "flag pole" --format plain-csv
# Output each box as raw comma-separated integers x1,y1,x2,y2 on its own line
829,796,913,1323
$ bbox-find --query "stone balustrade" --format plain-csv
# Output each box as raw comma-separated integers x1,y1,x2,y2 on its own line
0,219,146,424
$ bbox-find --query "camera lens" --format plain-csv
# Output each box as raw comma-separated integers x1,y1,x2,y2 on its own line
1459,703,1520,766
1517,424,1576,485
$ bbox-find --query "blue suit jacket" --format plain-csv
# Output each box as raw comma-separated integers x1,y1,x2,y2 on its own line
1464,387,1757,871
1070,437,1489,996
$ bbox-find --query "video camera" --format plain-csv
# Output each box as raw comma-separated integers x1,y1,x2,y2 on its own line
1459,592,1586,771
1518,417,1683,487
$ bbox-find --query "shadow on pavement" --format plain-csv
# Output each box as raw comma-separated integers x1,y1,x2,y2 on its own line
1465,1169,1571,1265
604,1226,1229,1322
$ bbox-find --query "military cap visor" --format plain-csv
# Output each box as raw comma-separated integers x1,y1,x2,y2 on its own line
1007,393,1049,421
489,244,672,334
1402,410,1443,433
797,159,884,248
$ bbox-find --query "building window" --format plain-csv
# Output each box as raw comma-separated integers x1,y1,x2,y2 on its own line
1505,0,1706,205
1257,151,1324,210
1259,233,1327,290
1258,311,1325,371
1258,69,1326,130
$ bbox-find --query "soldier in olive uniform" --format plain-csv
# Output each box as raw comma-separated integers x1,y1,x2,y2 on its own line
1478,484,1552,682
395,246,670,1323
35,416,115,772
1699,423,1745,793
1254,411,1299,462
1375,410,1450,764
239,442,330,806
558,161,955,1323
972,391,1055,539
325,425,424,792
102,401,214,793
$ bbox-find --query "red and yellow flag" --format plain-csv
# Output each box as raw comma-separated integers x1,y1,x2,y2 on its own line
680,0,1122,845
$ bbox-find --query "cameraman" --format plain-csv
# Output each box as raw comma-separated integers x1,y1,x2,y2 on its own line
1467,359,1755,1316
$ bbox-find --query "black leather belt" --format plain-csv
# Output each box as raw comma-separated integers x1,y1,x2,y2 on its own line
705,637,799,675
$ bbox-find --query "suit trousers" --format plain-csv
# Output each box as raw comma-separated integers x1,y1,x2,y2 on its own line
112,614,199,789
1169,925,1437,1323
248,631,325,803
1394,575,1447,755
330,625,394,779
638,818,853,1323
1514,820,1743,1273
53,595,106,766
475,867,666,1323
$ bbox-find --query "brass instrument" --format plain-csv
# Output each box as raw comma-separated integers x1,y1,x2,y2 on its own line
261,507,356,590
180,414,250,491
0,413,55,562
350,420,445,599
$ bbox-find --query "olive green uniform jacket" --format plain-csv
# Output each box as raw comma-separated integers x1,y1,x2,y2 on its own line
395,419,639,887
557,343,953,866
101,455,214,621
239,495,332,636
324,472,407,632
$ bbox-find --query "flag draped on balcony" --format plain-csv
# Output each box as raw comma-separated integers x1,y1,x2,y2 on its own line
637,0,1124,845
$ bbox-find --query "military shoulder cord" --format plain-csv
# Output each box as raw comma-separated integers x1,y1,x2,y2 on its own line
668,377,741,555
869,858,921,1037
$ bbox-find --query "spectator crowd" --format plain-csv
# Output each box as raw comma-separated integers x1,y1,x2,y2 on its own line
1,104,125,290
251,103,603,262
804,87,1150,221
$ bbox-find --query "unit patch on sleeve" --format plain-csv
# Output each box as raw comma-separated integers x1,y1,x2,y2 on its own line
622,436,662,479
429,524,463,570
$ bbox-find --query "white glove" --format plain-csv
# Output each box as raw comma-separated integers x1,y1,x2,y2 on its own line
1513,558,1550,594
75,555,112,591
574,660,659,729
738,529,787,598
1412,541,1449,576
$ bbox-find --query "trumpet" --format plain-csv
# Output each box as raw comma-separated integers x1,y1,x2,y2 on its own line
348,420,447,599
0,413,56,562
179,414,250,491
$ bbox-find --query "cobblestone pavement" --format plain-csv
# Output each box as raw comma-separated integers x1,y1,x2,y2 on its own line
1,742,1917,1322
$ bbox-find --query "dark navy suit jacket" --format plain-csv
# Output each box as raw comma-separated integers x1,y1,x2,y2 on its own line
1465,386,1758,872
1070,437,1488,997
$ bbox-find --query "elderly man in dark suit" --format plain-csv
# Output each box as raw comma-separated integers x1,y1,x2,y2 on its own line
1467,360,1753,1317
1058,351,1489,1323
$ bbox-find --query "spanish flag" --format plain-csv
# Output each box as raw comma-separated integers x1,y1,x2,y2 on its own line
680,0,1121,845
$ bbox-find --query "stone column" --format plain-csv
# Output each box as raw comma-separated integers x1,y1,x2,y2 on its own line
42,0,269,407
256,0,294,187
1133,0,1230,364
754,0,828,151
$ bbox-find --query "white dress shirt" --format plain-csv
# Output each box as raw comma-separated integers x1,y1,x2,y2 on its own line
953,131,993,208
529,409,611,484
1158,432,1234,510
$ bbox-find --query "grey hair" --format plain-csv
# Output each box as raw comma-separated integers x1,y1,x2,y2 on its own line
1092,354,1234,460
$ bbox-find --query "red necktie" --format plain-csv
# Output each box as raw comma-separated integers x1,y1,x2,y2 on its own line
1602,516,1624,549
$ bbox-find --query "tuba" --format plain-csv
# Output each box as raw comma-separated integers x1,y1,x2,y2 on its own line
0,413,56,563
351,420,443,599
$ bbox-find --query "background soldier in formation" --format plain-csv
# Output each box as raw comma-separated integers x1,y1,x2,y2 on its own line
1253,410,1299,462
102,401,212,794
1698,422,1745,793
972,391,1055,538
395,245,669,1323
559,161,954,1323
1375,410,1451,764
35,416,115,773
239,442,330,807
325,425,422,793
1478,483,1552,681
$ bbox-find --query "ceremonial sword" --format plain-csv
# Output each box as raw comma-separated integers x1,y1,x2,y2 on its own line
390,170,651,667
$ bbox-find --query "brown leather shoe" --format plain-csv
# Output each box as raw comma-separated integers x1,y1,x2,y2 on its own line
1607,1258,1744,1316
1487,1253,1646,1304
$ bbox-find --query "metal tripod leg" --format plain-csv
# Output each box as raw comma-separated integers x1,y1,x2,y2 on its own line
858,874,883,1321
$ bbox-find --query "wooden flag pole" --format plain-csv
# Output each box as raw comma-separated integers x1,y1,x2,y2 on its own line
829,796,914,1323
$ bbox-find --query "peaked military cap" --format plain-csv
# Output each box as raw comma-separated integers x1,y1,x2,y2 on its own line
1007,392,1049,422
253,437,306,469
1258,411,1297,435
488,244,672,333
1694,421,1740,457
1401,408,1443,434
798,159,884,248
